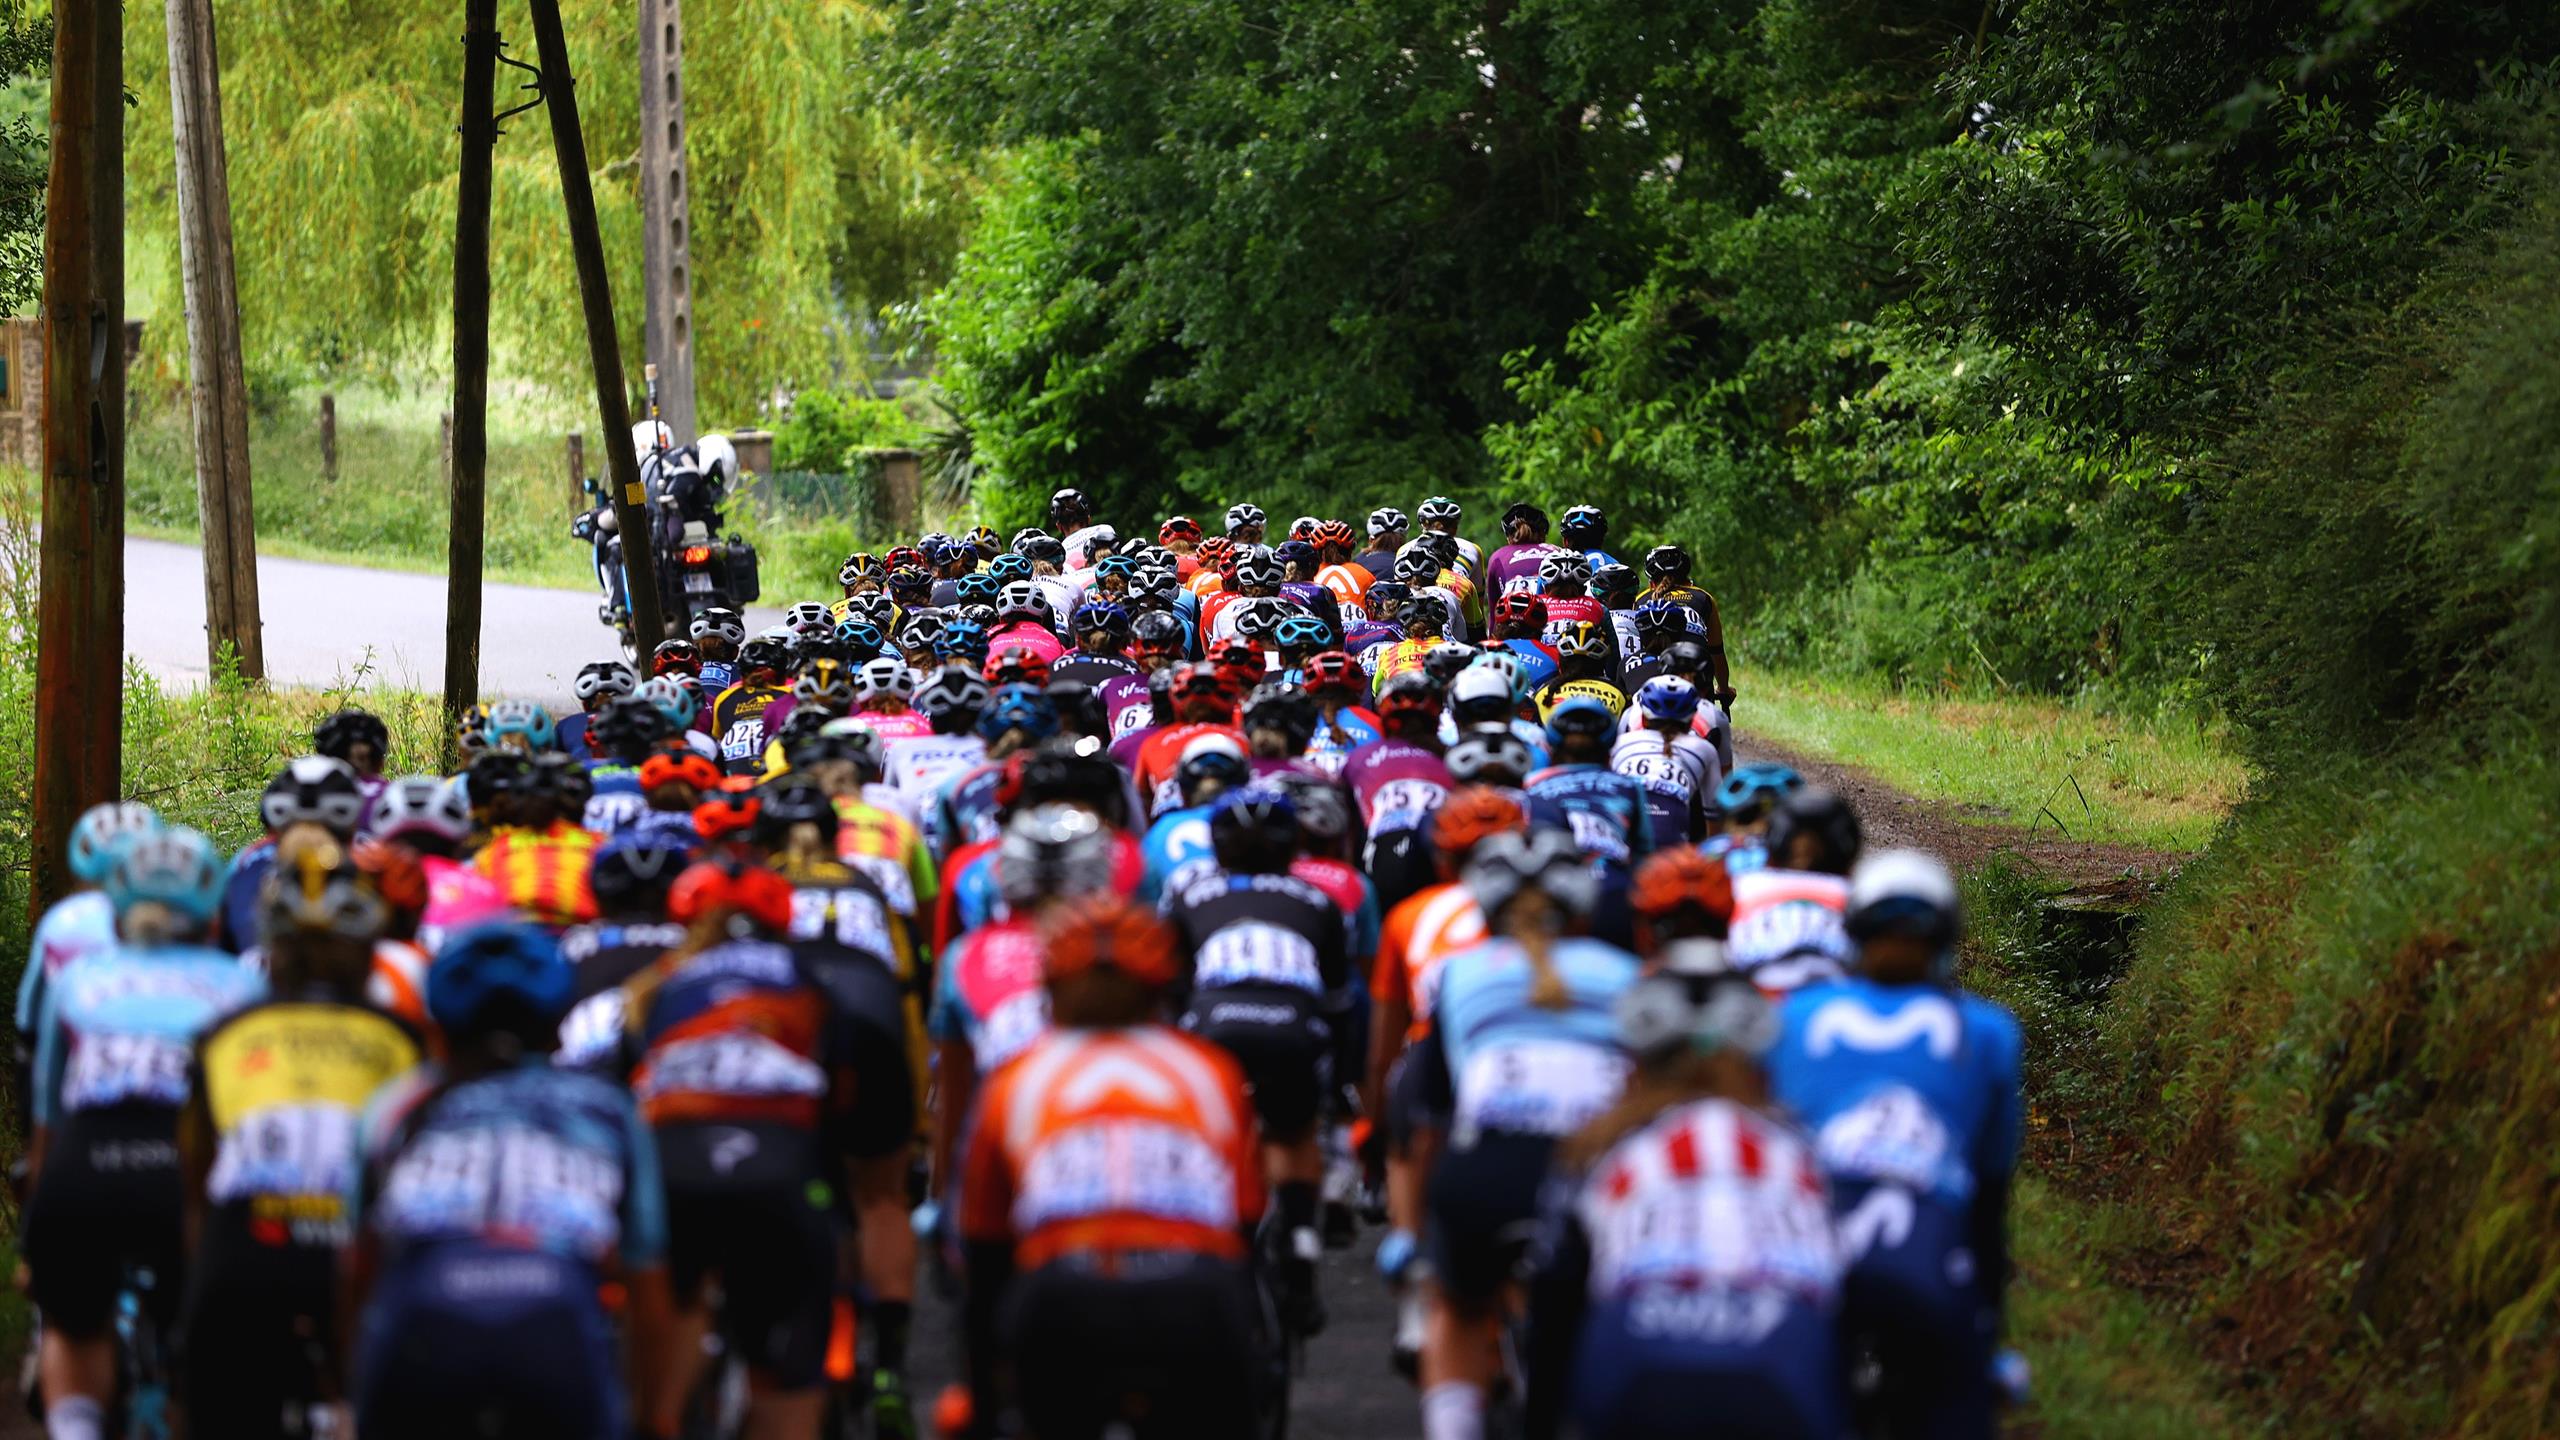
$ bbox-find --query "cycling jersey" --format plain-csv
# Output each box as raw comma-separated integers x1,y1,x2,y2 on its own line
581,761,648,834
1096,672,1155,741
928,917,1050,1074
932,759,1010,859
31,943,265,1130
1543,677,1629,720
990,620,1067,665
835,707,935,745
1726,869,1853,993
1539,594,1610,635
1500,638,1564,694
17,889,116,1034
1052,652,1143,691
1304,706,1383,776
1488,542,1576,596
1290,854,1382,972
1608,729,1720,844
886,733,986,827
217,837,279,954
1316,562,1372,608
1703,833,1771,879
1371,881,1485,1040
1342,738,1454,837
1524,763,1658,869
710,679,790,775
833,793,939,921
959,1026,1262,1270
1134,721,1247,816
556,712,596,764
561,919,688,1003
1365,636,1436,690
1163,870,1350,997
1428,937,1637,1147
1769,978,2023,1207
699,657,737,691
1343,618,1403,661
1142,803,1219,894
190,995,423,1251
472,822,602,928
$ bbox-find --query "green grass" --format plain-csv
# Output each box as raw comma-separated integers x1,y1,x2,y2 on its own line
1741,668,2247,851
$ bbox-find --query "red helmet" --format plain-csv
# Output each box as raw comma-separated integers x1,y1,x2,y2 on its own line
985,646,1053,688
668,857,795,932
1632,848,1736,945
1376,672,1442,721
885,545,930,573
1313,520,1357,552
639,751,721,793
1041,893,1180,986
1209,639,1265,692
1493,592,1549,629
691,790,762,842
1303,649,1360,693
1159,515,1203,544
1170,662,1234,708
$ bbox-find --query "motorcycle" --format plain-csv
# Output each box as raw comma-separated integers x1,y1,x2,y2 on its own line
571,430,762,664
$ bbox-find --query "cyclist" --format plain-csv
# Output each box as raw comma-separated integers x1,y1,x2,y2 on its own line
1163,787,1352,1337
472,754,602,928
711,633,796,775
1343,670,1456,911
1345,580,1410,660
1768,850,2024,1440
25,828,266,1440
1491,593,1563,694
1358,507,1410,584
220,756,368,953
314,706,393,812
691,606,748,690
1629,847,1737,976
932,685,1060,859
1619,637,1733,772
1132,663,1245,815
1158,514,1205,574
1543,622,1627,717
16,802,163,1132
1533,552,1611,636
1415,496,1484,585
1141,736,1251,893
1314,519,1372,609
839,656,934,743
561,838,694,1016
1486,503,1573,596
955,894,1264,1440
347,923,671,1440
1528,694,1658,876
1729,787,1863,993
580,694,675,835
180,838,422,1437
1525,965,1841,1440
990,583,1067,664
1365,593,1452,687
1224,501,1270,547
651,637,703,680
1557,504,1621,570
887,667,992,821
624,750,720,851
1639,545,1733,706
1706,763,1803,877
1610,676,1722,844
1414,828,1638,1440
1303,649,1384,776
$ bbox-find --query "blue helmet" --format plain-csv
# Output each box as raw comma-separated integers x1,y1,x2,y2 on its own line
1635,675,1700,725
938,618,991,661
834,617,887,658
1544,694,1616,746
429,922,572,1039
1273,614,1333,650
1715,763,1803,816
103,826,225,929
955,573,1001,607
482,699,557,753
976,683,1060,743
69,801,162,886
988,553,1035,584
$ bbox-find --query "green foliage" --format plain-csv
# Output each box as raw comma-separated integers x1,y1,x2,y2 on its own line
0,9,47,315
771,389,925,472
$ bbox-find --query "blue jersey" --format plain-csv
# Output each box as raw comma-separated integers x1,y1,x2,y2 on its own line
1767,978,2024,1207
218,837,278,954
1702,833,1769,878
700,659,738,693
353,1060,666,1274
17,890,117,1033
1499,640,1562,695
1431,937,1638,1143
1142,804,1218,895
556,712,595,765
32,943,265,1127
1525,763,1657,869
581,761,647,834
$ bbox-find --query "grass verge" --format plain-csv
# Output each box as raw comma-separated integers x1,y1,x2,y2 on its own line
1742,669,2246,852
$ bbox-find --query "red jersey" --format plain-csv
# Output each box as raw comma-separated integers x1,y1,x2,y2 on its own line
1134,722,1247,816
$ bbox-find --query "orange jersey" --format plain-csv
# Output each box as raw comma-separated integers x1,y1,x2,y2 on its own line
1316,562,1371,609
1371,882,1487,1041
960,1027,1263,1270
1186,568,1225,598
470,822,600,928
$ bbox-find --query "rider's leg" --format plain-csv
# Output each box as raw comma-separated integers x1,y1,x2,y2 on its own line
852,1148,918,1372
644,1301,713,1438
1417,1288,1500,1440
38,1334,112,1440
741,1374,824,1440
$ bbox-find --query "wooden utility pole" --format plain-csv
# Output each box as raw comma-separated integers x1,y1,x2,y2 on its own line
165,0,263,680
32,0,127,917
637,0,699,445
445,0,498,732
529,0,666,655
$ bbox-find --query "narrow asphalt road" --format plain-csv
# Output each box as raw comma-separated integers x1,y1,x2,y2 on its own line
123,537,784,701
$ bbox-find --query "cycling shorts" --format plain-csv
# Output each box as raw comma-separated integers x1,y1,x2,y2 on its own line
1570,1295,1844,1440
21,1103,186,1340
658,1137,839,1390
1005,1256,1263,1440
1181,983,1332,1141
1423,1130,1556,1310
354,1246,619,1440
183,1213,339,1435
805,950,921,1160
1384,1030,1455,1150
1834,1179,1996,1440
1365,828,1439,916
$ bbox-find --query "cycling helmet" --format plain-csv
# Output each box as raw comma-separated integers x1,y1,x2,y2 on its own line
1368,506,1409,537
1662,640,1712,678
914,666,991,723
1276,776,1352,850
590,838,692,916
938,618,991,662
956,573,1001,608
428,922,571,1039
1468,649,1532,705
1224,502,1267,534
1635,675,1701,725
1131,609,1188,655
1376,670,1443,721
1420,640,1478,687
1049,487,1094,526
263,756,368,837
985,646,1053,689
1464,828,1596,921
838,552,886,588
1445,729,1535,786
767,705,839,759
978,683,1061,743
996,804,1116,908
1634,603,1691,651
1363,579,1412,612
1170,661,1237,708
1591,564,1637,607
1273,539,1317,574
785,601,834,632
1243,683,1319,749
588,694,672,758
667,856,795,934
690,607,747,647
1560,505,1606,548
1232,546,1283,591
1643,544,1693,582
690,785,762,844
314,708,391,765
996,581,1050,624
511,752,594,814
886,544,931,574
1176,734,1251,807
1207,641,1264,694
1393,549,1441,586
1092,554,1141,591
889,565,934,602
965,523,1002,556
639,751,722,794
1764,786,1862,875
751,779,842,848
847,656,914,703
573,661,640,706
1233,599,1291,646
1283,517,1316,544
1492,593,1549,631
1133,567,1181,604
1538,552,1592,591
1432,786,1526,859
1065,603,1127,646
1014,746,1129,823
104,827,226,928
1314,519,1358,553
1040,893,1180,987
1449,667,1517,727
1417,496,1462,525
736,637,794,681
69,802,163,885
640,674,703,732
1209,786,1299,874
453,703,492,759
263,836,389,943
794,658,857,709
1846,849,1964,971
1272,614,1333,651
1632,848,1736,928
1715,763,1803,817
1160,515,1204,544
988,553,1035,585
1019,533,1068,567
1302,650,1360,693
1552,621,1609,660
1616,970,1775,1064
896,615,948,656
652,638,703,677
1402,594,1452,639
1500,502,1549,536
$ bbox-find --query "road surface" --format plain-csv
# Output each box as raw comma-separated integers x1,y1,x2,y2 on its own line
123,537,783,700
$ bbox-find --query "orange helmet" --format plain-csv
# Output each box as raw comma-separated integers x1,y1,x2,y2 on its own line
1431,786,1526,860
1041,892,1179,987
691,790,762,842
667,857,795,932
1314,519,1357,552
640,751,722,793
1632,848,1735,926
1195,536,1235,569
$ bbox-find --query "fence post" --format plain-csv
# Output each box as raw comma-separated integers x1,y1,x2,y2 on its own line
319,391,337,482
566,430,585,509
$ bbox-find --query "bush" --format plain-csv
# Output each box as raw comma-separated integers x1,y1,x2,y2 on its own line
771,390,926,473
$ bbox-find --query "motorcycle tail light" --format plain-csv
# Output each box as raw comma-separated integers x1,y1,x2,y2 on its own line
683,545,713,565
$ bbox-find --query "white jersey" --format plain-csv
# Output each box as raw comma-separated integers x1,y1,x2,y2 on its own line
1618,696,1732,773
887,734,987,823
1609,728,1721,801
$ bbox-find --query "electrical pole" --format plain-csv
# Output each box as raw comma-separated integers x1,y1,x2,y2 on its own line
165,0,262,680
528,0,666,656
445,0,497,739
637,0,698,445
33,0,126,917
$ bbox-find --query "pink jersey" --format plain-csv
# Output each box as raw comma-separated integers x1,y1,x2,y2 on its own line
939,918,1052,1072
1341,738,1453,836
989,622,1066,666
840,708,934,742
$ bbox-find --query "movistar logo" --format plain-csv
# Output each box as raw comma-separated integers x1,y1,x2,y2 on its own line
1803,996,1961,1059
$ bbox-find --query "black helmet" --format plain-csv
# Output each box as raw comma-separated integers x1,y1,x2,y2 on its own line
512,752,593,813
1500,502,1549,536
1401,593,1451,639
1591,563,1637,607
588,695,671,762
1765,786,1862,876
1175,736,1251,809
1015,744,1128,824
753,778,841,848
1132,609,1188,654
1560,505,1606,548
1644,544,1693,582
1243,683,1318,752
1049,487,1094,526
1209,786,1299,875
738,636,795,679
314,709,390,765
1663,639,1711,677
770,704,837,752
1420,640,1477,686
590,838,691,917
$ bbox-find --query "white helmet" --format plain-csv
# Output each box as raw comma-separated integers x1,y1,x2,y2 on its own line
366,775,473,847
631,419,674,456
1847,849,1961,952
854,657,918,702
693,433,738,488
